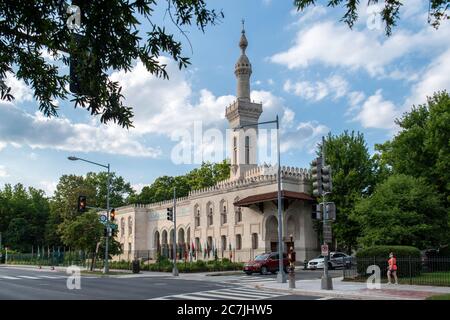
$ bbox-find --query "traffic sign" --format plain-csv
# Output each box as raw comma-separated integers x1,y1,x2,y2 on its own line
99,215,107,224
321,244,329,256
323,223,332,243
109,223,118,230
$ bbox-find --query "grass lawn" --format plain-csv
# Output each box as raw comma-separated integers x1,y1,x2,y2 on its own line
426,293,450,300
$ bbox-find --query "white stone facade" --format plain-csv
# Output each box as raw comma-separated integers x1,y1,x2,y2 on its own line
112,26,319,264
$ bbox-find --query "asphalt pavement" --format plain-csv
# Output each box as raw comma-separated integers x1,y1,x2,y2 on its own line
0,266,334,300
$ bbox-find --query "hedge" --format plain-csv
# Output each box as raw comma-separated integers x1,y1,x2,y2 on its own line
355,246,422,277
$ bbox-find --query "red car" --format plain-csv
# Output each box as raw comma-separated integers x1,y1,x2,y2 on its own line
243,252,289,275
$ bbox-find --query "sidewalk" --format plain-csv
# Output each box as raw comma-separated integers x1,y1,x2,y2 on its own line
254,276,450,300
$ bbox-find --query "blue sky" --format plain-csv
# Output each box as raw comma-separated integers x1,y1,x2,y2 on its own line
1,0,449,196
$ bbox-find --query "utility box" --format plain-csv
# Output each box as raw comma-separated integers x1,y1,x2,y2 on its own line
132,260,140,274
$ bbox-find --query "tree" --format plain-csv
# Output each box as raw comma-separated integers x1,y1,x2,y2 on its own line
134,161,230,204
318,131,375,253
46,171,135,247
352,174,448,249
376,91,450,204
58,210,103,270
0,0,223,127
294,0,449,36
0,183,50,252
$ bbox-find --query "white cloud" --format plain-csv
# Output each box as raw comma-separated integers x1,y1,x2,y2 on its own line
39,180,57,196
284,75,349,101
271,19,450,77
354,90,398,129
132,183,146,193
0,102,161,158
407,48,450,106
5,72,33,103
110,59,236,136
281,121,329,154
0,165,9,178
0,142,6,152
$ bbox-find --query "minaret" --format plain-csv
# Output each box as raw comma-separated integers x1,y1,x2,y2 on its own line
225,21,263,181
235,21,251,101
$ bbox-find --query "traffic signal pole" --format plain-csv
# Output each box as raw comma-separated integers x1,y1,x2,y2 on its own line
104,163,110,274
321,137,333,290
172,188,179,276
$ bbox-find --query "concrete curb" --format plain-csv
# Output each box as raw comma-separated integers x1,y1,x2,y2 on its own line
251,281,422,300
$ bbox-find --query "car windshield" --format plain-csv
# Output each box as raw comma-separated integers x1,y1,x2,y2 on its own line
255,254,269,261
316,255,324,259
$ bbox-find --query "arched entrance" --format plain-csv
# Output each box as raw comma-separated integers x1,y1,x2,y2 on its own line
161,230,168,258
265,215,278,252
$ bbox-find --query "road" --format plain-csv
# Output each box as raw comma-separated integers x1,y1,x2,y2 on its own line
0,266,341,300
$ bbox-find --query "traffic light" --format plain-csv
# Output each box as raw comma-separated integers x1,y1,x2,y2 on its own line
167,207,173,221
110,208,116,222
311,157,322,197
321,165,332,193
311,204,323,220
325,202,336,221
77,195,87,212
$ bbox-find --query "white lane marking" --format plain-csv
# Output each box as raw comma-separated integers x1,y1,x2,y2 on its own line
317,297,333,300
17,276,41,279
0,276,20,280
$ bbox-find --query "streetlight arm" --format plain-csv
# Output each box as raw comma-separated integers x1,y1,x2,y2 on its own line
75,157,109,169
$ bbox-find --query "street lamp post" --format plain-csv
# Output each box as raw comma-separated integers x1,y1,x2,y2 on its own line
235,115,286,283
68,156,111,274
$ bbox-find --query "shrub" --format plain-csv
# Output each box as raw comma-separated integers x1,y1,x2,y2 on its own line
356,245,421,277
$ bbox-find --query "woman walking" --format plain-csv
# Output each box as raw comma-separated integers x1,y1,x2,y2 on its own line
387,252,398,285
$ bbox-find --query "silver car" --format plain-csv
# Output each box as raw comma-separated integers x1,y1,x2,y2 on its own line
307,251,354,270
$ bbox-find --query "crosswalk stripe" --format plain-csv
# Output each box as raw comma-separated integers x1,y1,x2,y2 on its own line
17,276,40,279
166,294,216,300
218,288,281,297
0,276,20,280
184,291,251,300
40,275,65,279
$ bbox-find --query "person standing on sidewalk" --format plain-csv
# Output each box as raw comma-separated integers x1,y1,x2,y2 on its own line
387,252,398,285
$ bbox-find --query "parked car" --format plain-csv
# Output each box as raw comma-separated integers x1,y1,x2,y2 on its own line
243,252,289,275
307,252,354,270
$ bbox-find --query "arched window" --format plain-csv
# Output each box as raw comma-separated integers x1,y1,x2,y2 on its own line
120,218,125,236
233,136,237,165
220,200,227,225
194,205,200,228
245,136,250,164
207,202,213,226
195,237,200,252
128,216,133,235
235,206,242,223
221,235,227,251
252,233,258,249
236,234,242,250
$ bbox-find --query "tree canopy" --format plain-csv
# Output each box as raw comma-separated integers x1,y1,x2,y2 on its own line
376,91,450,205
0,184,49,252
317,131,375,252
0,0,223,127
133,161,230,204
353,174,448,249
294,0,449,35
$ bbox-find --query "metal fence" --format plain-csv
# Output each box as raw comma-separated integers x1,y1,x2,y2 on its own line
343,257,450,286
115,248,265,263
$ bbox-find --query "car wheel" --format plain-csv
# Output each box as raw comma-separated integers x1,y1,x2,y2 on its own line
260,266,268,275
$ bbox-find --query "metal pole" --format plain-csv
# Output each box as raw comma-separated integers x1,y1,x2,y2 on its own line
276,115,286,283
172,188,179,276
321,136,333,290
104,164,110,274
